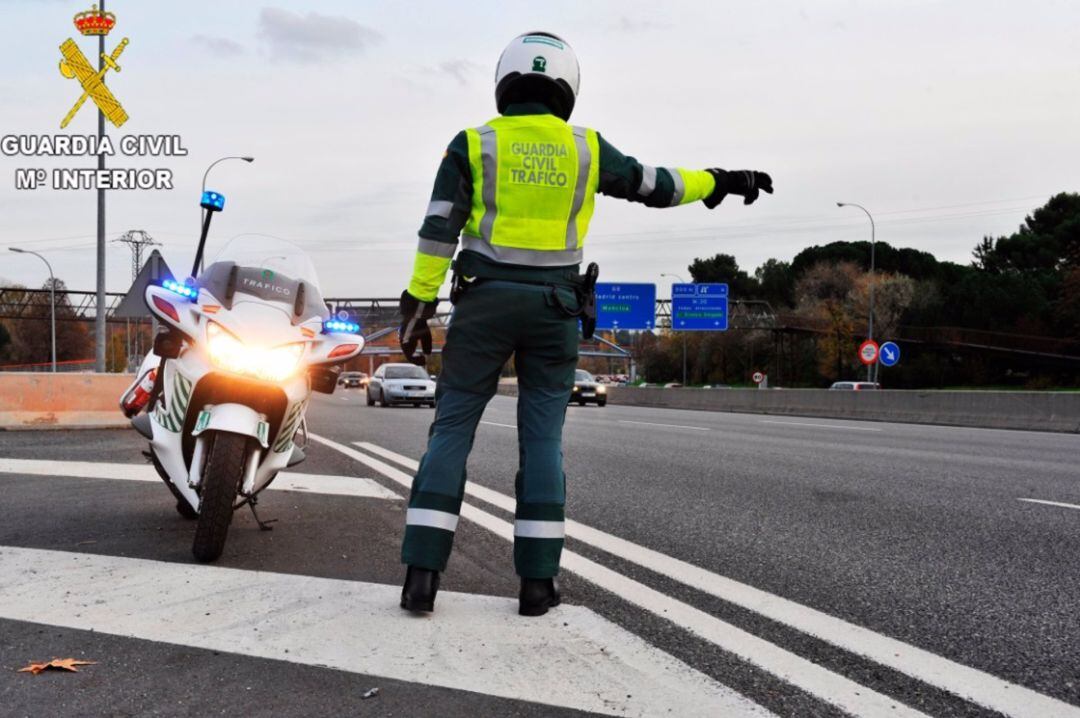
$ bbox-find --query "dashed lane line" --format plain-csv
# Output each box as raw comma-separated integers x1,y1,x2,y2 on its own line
1017,497,1080,511
759,420,883,432
479,420,517,429
618,419,711,431
0,546,766,718
349,439,1080,718
0,458,401,500
310,434,928,717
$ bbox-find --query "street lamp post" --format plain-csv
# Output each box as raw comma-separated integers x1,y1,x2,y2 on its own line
199,156,254,272
9,248,56,372
837,202,876,382
661,273,689,386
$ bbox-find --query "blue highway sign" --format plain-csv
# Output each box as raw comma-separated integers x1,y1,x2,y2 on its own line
671,283,729,331
878,341,901,367
595,283,656,330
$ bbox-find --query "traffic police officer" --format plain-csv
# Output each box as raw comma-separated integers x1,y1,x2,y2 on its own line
398,32,773,616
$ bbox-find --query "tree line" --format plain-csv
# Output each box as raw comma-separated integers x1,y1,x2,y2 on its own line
623,193,1080,388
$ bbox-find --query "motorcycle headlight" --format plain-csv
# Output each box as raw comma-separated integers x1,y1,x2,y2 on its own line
206,321,304,382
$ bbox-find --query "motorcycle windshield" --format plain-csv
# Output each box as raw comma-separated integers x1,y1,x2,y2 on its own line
198,237,329,323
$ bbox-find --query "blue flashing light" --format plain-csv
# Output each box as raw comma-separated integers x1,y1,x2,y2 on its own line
323,319,360,334
162,279,198,299
200,190,226,212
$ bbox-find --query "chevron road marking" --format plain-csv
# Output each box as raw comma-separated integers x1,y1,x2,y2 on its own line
309,435,928,718
0,458,401,500
342,438,1080,718
0,546,770,718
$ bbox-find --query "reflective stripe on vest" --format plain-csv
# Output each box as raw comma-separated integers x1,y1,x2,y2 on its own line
477,125,498,244
463,116,599,267
565,126,592,251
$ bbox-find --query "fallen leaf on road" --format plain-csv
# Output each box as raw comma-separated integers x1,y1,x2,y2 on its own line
18,658,96,675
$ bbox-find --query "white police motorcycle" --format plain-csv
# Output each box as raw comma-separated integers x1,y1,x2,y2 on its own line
121,190,363,562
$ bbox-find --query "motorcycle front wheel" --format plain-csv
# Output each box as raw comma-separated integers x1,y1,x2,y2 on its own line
192,431,248,563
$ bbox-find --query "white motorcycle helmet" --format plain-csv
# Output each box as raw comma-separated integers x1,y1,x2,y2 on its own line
495,32,580,120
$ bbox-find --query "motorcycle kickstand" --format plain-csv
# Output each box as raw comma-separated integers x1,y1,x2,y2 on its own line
247,495,278,531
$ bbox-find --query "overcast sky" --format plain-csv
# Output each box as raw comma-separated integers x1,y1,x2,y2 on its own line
1,0,1077,297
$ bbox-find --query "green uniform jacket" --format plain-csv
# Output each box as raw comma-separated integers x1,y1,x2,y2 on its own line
408,102,717,301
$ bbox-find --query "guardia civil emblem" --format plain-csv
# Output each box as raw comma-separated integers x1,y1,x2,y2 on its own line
58,4,130,129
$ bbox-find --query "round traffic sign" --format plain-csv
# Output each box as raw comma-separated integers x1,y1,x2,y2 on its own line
858,339,879,365
752,371,765,384
878,341,901,367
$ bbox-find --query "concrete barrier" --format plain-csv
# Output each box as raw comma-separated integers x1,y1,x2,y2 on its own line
0,373,132,430
496,384,1080,433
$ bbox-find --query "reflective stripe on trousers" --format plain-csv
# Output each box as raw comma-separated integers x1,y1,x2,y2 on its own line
514,520,565,539
406,508,460,532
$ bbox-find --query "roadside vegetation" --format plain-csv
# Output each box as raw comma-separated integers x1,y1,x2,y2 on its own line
621,193,1080,388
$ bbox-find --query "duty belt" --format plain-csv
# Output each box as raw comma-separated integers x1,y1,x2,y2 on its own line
449,255,600,339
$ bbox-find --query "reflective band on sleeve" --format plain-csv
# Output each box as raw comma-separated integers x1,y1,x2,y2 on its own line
565,126,592,250
514,519,566,540
638,165,657,197
667,168,685,206
406,508,459,532
425,200,454,219
417,238,456,258
460,235,583,266
477,125,498,243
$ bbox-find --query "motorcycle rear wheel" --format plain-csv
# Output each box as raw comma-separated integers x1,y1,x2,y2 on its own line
192,431,248,563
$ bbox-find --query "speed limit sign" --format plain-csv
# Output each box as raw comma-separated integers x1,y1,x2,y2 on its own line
752,371,765,384
858,339,879,365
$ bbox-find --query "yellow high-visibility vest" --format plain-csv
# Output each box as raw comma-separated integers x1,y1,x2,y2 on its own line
462,114,599,266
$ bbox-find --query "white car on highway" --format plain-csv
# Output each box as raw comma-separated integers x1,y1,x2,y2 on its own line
829,381,881,391
367,363,437,407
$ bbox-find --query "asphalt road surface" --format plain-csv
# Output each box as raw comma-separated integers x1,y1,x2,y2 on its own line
1,390,1078,717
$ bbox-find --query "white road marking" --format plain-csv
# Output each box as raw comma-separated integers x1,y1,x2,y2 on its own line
756,421,881,431
326,436,925,717
1017,497,1080,511
480,420,517,429
760,419,882,432
0,547,770,718
618,419,710,431
0,458,401,500
350,439,1080,718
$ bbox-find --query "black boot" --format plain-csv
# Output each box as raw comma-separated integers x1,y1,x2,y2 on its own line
400,566,440,612
519,577,561,617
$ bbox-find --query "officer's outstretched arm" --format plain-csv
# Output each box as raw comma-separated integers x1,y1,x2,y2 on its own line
406,131,473,303
595,134,772,209
400,132,473,364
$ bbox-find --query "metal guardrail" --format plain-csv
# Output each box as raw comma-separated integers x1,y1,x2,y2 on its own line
0,359,96,372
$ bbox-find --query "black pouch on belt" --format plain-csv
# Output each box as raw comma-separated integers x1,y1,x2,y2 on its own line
449,270,466,305
449,258,476,305
578,262,599,339
549,262,599,338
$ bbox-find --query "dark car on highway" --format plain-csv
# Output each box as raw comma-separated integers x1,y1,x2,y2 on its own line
338,371,369,389
570,369,607,407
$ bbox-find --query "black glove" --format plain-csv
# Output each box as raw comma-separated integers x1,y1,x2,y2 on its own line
399,290,438,366
703,169,774,208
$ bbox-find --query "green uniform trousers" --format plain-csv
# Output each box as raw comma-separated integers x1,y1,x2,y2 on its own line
401,280,579,578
